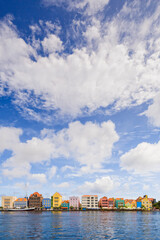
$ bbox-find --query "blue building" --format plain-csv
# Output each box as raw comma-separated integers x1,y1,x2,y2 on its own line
42,198,51,209
137,202,142,208
61,200,69,210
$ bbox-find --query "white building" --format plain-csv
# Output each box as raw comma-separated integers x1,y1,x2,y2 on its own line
81,195,98,209
2,196,17,209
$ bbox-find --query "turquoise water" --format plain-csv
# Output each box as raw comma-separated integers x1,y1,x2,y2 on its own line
0,211,160,239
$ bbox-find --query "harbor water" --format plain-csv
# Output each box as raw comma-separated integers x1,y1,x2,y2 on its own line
0,211,160,239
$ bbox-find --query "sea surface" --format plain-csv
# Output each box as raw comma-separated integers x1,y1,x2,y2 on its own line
0,211,160,239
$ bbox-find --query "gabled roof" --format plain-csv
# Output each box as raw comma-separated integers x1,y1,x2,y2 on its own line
62,200,69,204
53,192,62,197
30,192,42,197
136,196,142,202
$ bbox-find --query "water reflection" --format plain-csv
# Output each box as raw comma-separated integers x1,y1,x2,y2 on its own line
0,211,160,239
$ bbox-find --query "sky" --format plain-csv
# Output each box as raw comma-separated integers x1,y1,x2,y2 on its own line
0,0,160,202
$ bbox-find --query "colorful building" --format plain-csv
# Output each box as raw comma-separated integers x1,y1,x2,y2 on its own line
14,198,28,208
125,199,136,208
81,195,98,209
28,192,43,209
2,196,17,209
108,198,115,208
69,196,80,209
136,196,142,208
125,199,132,208
141,195,152,210
61,200,69,210
99,196,109,208
42,198,51,209
115,198,125,208
51,192,62,208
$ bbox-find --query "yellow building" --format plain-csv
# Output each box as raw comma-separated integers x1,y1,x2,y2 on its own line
141,195,152,210
51,192,62,208
2,196,17,209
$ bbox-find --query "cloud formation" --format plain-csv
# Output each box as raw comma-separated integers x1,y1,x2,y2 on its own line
78,176,119,194
42,0,110,15
120,141,160,174
0,1,160,122
0,120,119,178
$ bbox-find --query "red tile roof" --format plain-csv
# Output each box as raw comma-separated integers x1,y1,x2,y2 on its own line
15,198,27,202
30,192,42,197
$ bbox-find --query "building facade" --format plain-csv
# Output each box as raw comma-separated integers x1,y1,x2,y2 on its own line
125,200,136,208
28,192,43,209
108,198,115,208
136,196,142,208
115,198,125,208
142,195,152,210
81,195,98,209
99,196,109,208
42,198,51,209
51,192,62,208
69,196,80,209
61,200,69,210
2,196,17,209
14,198,28,208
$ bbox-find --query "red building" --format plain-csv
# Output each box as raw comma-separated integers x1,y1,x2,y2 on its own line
99,196,109,208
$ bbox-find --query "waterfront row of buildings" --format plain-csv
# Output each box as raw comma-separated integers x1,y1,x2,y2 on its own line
1,193,156,210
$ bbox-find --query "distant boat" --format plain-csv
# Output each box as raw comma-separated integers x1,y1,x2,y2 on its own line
6,208,35,211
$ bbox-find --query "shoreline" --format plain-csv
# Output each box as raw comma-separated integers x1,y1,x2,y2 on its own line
1,208,159,212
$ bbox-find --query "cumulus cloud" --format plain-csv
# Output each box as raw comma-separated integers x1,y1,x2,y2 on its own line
0,127,22,152
0,120,119,178
42,0,110,15
120,141,160,174
41,34,63,54
78,176,119,194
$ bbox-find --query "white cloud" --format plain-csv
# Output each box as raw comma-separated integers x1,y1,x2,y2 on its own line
42,0,110,15
48,166,57,179
0,127,22,152
41,34,63,54
30,173,47,184
78,176,119,194
0,120,118,178
0,1,160,124
143,94,160,127
61,165,74,173
120,141,160,174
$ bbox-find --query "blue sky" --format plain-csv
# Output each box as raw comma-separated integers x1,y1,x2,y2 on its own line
1,0,160,202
